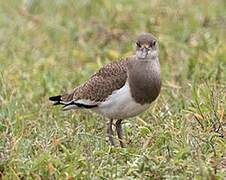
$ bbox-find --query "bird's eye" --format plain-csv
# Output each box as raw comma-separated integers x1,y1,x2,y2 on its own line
151,40,156,47
136,42,141,47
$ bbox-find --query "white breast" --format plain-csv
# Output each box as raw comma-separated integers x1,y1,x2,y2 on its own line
93,82,150,119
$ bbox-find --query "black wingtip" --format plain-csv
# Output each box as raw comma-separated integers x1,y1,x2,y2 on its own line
49,95,62,102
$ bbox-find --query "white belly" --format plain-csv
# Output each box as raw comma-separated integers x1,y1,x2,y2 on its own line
93,82,150,119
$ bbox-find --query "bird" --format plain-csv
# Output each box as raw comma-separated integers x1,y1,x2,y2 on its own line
49,32,161,148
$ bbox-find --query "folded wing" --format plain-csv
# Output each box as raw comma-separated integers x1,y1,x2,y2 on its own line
49,59,129,110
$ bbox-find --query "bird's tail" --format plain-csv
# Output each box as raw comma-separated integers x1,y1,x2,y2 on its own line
49,94,98,110
49,95,63,105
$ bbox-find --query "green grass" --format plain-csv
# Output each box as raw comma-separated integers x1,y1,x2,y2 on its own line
0,0,226,179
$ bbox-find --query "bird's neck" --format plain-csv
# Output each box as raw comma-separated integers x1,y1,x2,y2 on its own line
127,56,161,104
135,55,160,72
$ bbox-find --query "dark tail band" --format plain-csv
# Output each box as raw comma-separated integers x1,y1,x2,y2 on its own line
49,95,62,101
49,95,63,105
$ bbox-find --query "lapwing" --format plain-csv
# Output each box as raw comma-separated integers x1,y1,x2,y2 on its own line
49,33,161,147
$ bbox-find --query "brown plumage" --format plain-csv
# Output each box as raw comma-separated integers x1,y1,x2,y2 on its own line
61,59,129,103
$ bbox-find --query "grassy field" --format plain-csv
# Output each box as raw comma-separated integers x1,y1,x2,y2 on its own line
0,0,226,179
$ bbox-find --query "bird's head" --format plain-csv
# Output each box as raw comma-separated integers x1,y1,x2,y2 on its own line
135,33,158,60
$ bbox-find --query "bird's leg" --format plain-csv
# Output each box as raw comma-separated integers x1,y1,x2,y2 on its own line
115,119,125,148
107,119,115,146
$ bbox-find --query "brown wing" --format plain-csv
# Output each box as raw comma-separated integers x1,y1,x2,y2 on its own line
61,59,129,103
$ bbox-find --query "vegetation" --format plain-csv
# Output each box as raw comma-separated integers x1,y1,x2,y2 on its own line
0,0,225,179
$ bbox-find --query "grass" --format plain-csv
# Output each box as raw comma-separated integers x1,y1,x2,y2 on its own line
0,0,226,179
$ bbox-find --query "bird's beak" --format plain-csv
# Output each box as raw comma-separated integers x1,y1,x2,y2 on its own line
138,48,148,59
141,48,148,59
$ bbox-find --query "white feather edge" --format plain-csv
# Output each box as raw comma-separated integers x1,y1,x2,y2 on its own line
62,99,99,111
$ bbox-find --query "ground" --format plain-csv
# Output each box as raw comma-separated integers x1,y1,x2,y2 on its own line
0,0,226,179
